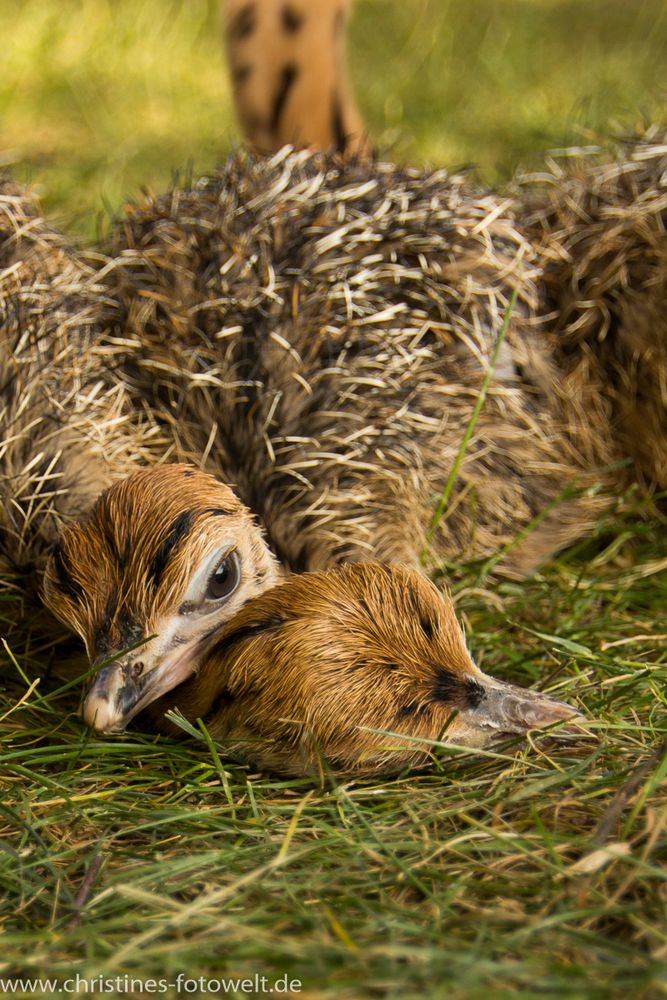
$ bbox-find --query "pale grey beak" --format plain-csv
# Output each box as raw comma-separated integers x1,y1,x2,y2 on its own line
83,658,152,734
458,676,585,741
83,641,202,734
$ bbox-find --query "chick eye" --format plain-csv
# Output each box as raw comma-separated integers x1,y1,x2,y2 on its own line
205,550,241,601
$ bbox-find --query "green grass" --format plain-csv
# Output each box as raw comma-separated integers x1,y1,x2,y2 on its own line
1,0,666,238
2,509,666,998
1,1,667,997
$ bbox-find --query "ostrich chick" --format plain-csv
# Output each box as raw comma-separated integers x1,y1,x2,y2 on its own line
144,562,580,777
44,467,578,777
43,465,281,732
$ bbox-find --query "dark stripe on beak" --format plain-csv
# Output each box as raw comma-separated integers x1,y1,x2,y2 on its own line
93,585,119,656
148,509,195,590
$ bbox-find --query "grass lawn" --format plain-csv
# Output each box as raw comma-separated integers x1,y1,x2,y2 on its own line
2,0,666,237
1,2,666,997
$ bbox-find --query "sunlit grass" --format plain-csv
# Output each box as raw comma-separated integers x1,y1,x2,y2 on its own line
2,512,666,996
357,0,667,173
1,0,666,237
1,0,231,237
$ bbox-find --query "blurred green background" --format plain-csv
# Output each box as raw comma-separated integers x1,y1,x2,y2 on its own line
1,0,666,239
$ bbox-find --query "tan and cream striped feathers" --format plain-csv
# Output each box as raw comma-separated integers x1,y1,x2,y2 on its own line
103,149,617,580
0,181,165,617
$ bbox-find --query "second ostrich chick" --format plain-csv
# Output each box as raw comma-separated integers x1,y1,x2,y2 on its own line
144,562,579,778
44,466,578,777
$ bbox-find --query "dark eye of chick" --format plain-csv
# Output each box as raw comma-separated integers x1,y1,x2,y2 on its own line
206,550,241,601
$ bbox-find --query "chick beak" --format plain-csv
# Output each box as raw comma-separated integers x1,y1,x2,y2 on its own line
83,641,202,734
83,659,150,734
459,676,586,742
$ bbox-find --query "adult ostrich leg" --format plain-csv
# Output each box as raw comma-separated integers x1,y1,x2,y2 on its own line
224,0,369,157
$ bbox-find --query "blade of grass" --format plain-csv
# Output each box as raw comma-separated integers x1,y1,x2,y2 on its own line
423,287,518,552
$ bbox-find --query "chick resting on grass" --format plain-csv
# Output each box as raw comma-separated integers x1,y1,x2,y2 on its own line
44,466,580,778
2,138,667,775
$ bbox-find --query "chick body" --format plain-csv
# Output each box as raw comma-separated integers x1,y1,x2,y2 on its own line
5,138,667,743
0,181,165,618
104,150,616,580
521,133,667,489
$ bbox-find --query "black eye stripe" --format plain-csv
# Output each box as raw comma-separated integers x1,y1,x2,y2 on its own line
148,510,196,590
210,614,286,657
51,541,84,603
430,666,487,710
